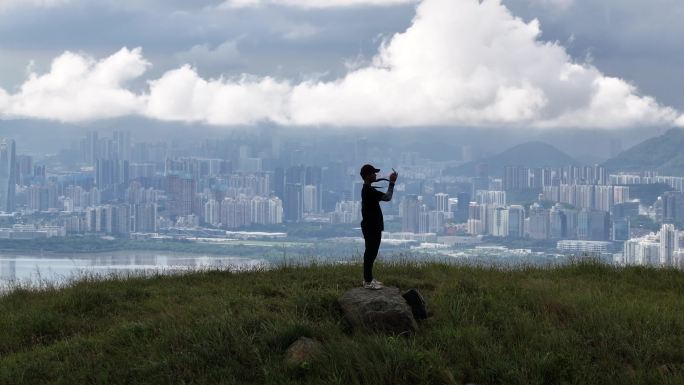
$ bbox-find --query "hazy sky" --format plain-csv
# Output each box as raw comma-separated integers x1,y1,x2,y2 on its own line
0,0,682,130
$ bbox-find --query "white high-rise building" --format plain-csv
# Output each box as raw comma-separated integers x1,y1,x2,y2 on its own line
418,210,429,234
595,185,614,212
331,201,361,224
467,202,485,235
508,205,525,238
490,206,509,237
578,185,594,210
401,195,421,233
660,224,677,266
268,197,283,224
303,185,319,213
428,211,445,234
0,138,16,213
204,199,220,227
624,235,660,266
435,193,450,212
475,190,506,206
623,226,681,268
613,186,630,205
218,196,282,228
643,242,662,266
63,197,74,212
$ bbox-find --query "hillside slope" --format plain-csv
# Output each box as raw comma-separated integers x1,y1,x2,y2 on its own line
603,128,684,175
446,141,579,177
2,262,684,385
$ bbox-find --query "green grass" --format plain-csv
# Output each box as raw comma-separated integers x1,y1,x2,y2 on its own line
2,261,684,384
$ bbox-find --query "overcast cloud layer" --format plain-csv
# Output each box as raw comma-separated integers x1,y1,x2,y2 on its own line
219,0,416,8
0,0,681,129
0,0,69,10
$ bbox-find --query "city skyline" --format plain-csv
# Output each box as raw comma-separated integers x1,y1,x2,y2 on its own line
1,128,684,250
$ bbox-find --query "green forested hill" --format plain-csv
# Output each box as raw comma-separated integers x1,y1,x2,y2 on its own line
446,141,579,177
604,128,684,175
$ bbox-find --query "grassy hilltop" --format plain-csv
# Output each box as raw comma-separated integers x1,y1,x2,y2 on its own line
2,261,684,385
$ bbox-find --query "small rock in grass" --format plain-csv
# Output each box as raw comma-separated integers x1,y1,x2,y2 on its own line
284,337,323,369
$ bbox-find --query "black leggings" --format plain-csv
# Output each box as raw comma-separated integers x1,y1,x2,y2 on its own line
362,227,382,283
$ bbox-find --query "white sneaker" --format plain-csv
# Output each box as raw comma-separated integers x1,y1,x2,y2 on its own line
363,280,383,290
371,279,383,286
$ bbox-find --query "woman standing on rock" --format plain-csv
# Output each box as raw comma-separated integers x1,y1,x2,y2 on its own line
359,164,398,290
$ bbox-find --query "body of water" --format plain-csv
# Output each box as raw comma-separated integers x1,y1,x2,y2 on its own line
0,251,267,289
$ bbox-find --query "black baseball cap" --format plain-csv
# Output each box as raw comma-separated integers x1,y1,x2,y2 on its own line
360,164,380,178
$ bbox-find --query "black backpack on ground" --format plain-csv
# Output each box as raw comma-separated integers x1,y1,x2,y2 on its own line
402,289,428,320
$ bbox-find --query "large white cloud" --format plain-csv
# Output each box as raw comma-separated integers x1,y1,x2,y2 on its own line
149,0,681,128
0,47,148,121
146,66,292,125
0,88,8,111
1,0,682,129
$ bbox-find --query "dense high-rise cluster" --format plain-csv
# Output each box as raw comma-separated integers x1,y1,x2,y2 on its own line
2,129,684,272
623,224,684,267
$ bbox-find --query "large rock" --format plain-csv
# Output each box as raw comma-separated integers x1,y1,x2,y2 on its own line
338,287,418,335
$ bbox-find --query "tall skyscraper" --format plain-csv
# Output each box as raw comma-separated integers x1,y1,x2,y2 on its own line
0,138,16,212
612,202,638,220
527,203,549,240
284,183,303,222
456,192,470,222
203,199,220,227
490,206,509,237
612,218,630,241
274,167,285,199
467,202,484,235
166,174,195,217
508,205,525,238
589,211,611,241
662,192,684,225
549,204,567,239
305,166,323,212
134,203,158,232
418,209,429,234
503,166,530,191
113,131,131,161
303,185,319,214
15,154,32,186
577,209,591,240
562,208,579,239
96,159,130,189
434,193,450,212
660,224,677,266
428,211,445,234
401,195,420,233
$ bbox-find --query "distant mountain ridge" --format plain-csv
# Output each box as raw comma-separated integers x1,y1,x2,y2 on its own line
445,141,579,177
603,128,684,176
